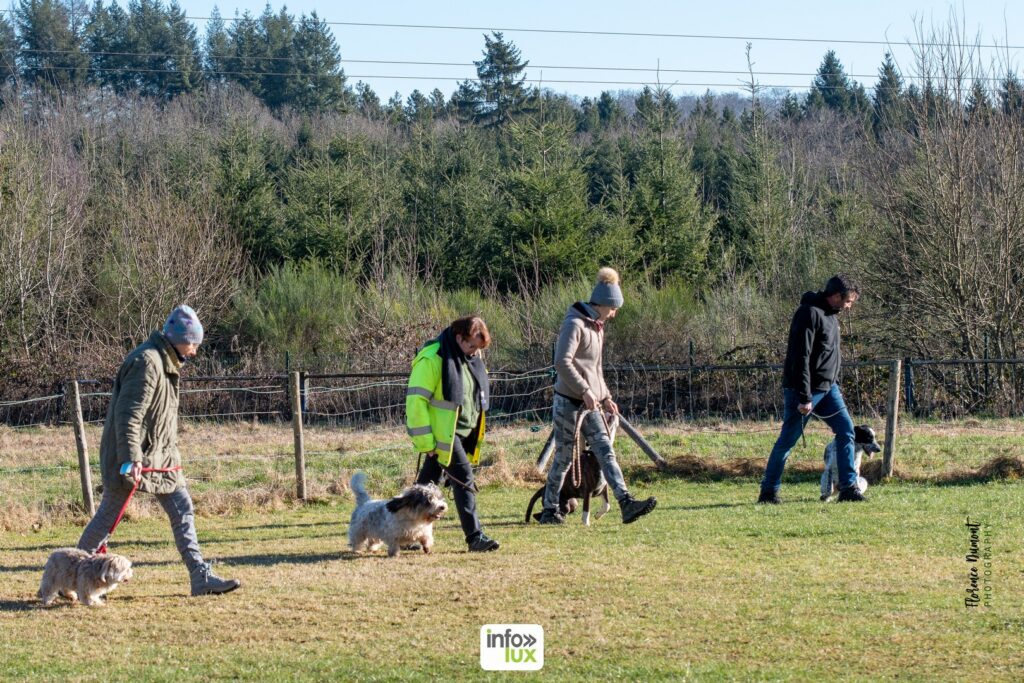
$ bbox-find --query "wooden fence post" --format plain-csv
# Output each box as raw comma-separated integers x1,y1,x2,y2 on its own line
290,371,307,501
882,359,902,479
67,380,95,515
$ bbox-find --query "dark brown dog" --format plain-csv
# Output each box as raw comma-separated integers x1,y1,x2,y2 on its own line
525,449,610,526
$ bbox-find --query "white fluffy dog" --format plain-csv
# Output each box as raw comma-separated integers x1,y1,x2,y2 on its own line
348,472,447,557
38,548,133,606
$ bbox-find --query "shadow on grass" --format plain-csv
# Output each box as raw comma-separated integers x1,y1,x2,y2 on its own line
627,454,1024,488
3,538,170,553
0,599,37,612
221,550,348,566
232,520,339,532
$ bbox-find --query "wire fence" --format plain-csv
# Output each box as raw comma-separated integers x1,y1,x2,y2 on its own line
4,358,1024,431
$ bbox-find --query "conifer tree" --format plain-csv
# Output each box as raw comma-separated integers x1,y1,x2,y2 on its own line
16,0,89,91
472,31,531,127
872,52,907,134
0,12,20,84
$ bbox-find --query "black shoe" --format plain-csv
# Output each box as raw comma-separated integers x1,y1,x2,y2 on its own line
535,508,565,525
620,496,657,524
757,490,781,505
467,534,500,552
837,487,867,502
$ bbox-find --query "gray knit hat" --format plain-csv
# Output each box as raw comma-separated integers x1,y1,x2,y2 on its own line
589,267,624,308
163,305,204,345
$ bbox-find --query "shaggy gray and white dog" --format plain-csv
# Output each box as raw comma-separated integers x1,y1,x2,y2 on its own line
38,548,133,607
348,472,447,557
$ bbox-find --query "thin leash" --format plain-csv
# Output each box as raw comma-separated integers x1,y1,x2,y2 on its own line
97,465,182,554
417,451,479,494
797,408,844,448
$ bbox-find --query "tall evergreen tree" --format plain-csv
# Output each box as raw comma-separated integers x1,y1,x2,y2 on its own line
597,90,624,129
998,72,1024,118
355,81,382,120
84,0,201,98
805,50,870,118
629,90,712,284
472,31,531,127
872,52,907,134
202,6,229,81
256,6,296,109
493,112,597,290
965,80,993,124
15,0,89,91
0,12,20,84
288,11,348,112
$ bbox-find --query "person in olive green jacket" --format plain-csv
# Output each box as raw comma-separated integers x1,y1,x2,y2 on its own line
406,316,499,552
77,305,240,596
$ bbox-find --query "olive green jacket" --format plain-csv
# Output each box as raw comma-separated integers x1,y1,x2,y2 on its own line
99,331,186,494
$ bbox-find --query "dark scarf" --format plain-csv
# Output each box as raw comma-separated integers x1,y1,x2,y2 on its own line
436,328,490,411
573,301,604,333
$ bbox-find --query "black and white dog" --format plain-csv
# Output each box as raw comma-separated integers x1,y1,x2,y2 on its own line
820,424,882,501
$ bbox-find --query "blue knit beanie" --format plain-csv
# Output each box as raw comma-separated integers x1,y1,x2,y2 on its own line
590,267,624,308
163,305,204,345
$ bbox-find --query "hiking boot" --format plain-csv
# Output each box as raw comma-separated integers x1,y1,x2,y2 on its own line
837,487,867,503
757,489,781,505
535,508,565,525
467,534,500,552
190,563,241,597
620,495,657,524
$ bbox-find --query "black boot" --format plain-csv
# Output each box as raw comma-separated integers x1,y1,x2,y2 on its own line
837,486,867,502
757,489,781,505
619,495,657,524
535,508,565,525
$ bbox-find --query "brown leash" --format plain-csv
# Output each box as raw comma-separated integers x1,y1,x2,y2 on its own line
569,409,613,487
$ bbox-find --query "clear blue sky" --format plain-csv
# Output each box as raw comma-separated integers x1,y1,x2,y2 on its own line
177,1,1023,101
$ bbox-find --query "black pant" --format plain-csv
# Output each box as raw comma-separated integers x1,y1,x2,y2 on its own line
416,432,482,543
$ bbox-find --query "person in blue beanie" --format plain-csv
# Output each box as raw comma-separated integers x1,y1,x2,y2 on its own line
77,305,241,596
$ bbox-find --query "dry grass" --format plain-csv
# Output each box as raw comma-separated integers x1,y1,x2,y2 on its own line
3,418,1023,534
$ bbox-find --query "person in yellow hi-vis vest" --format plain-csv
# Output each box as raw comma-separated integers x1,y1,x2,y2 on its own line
406,316,499,552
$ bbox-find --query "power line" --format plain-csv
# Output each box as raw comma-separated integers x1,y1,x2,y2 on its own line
2,62,938,92
4,48,1015,88
0,9,1021,50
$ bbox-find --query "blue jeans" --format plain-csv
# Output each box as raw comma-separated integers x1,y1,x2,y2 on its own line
78,486,205,573
761,385,856,494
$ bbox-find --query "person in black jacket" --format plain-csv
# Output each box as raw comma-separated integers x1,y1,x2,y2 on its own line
758,274,863,504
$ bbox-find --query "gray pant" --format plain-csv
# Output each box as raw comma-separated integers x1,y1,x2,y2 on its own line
78,486,204,573
543,394,630,511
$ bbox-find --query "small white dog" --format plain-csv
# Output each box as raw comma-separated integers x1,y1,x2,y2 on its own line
820,424,883,501
348,472,448,557
38,548,133,607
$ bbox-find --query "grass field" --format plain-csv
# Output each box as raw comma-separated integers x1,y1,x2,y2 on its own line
1,420,1023,681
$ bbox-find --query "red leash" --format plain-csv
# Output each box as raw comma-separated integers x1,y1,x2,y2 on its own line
97,466,182,554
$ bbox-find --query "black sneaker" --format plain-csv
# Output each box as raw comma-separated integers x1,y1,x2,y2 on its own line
620,496,657,524
467,534,500,552
535,509,565,525
837,487,867,502
757,490,781,505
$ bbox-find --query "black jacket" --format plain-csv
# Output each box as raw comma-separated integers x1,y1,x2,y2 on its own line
782,291,842,403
